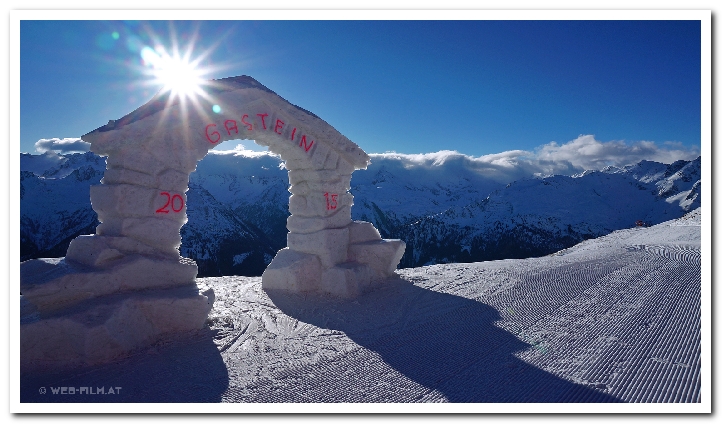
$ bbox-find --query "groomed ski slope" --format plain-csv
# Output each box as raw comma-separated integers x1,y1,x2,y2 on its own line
20,209,702,404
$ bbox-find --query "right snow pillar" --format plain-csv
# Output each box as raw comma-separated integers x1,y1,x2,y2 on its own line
261,157,405,298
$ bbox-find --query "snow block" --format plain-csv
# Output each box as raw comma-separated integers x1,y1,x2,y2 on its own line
287,228,349,268
102,167,156,189
270,141,316,171
336,157,357,175
104,147,165,175
148,134,208,174
288,169,352,185
322,150,340,170
348,221,382,244
308,139,331,169
102,167,189,192
348,239,406,280
286,206,352,234
320,263,372,298
262,248,322,293
96,217,184,253
20,283,214,372
66,235,125,268
289,192,354,217
155,169,191,192
91,184,187,221
67,234,178,263
21,256,198,313
288,176,351,197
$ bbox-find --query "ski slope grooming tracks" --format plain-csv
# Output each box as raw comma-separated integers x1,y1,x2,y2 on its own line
358,211,699,403
19,211,700,403
501,247,699,402
264,280,618,402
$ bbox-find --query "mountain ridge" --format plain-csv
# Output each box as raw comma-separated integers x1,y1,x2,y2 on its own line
19,150,701,276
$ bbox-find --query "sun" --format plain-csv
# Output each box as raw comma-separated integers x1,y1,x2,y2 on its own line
156,54,203,97
141,46,205,99
127,22,238,131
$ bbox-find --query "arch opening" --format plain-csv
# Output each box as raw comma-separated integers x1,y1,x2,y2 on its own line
209,138,270,153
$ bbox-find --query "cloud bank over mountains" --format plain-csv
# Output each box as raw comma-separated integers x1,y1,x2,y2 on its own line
533,135,700,172
33,134,699,185
372,135,701,184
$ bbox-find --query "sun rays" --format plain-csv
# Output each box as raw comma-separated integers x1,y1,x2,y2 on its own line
137,23,219,105
127,22,235,147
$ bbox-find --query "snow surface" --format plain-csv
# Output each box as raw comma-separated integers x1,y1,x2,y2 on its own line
20,209,701,405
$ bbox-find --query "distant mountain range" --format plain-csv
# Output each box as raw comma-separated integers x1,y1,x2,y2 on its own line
20,150,700,277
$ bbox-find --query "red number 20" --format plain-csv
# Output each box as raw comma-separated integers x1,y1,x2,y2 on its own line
156,192,184,214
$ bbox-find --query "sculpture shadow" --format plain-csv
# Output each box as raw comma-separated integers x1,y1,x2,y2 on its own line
20,328,229,403
268,277,621,403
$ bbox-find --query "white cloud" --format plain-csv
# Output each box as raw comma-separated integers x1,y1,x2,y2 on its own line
208,144,277,158
532,135,700,171
372,136,700,184
35,138,90,154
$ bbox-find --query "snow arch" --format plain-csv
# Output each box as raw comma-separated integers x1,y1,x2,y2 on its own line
20,76,404,369
68,75,405,298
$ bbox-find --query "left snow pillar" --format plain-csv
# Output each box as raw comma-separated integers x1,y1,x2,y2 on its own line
20,125,215,372
63,147,198,284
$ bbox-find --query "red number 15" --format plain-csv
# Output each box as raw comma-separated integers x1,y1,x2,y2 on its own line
324,192,338,210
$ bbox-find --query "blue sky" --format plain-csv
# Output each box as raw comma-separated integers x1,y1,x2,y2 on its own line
20,18,702,163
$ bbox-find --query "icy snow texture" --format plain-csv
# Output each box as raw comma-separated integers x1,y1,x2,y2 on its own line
21,75,404,371
20,209,702,403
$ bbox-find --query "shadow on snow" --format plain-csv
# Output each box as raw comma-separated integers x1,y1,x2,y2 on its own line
268,277,620,403
20,329,229,403
20,275,622,403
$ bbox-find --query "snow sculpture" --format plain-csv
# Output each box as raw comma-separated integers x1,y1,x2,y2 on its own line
20,76,404,369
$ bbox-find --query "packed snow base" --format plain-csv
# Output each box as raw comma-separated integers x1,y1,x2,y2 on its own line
21,210,701,403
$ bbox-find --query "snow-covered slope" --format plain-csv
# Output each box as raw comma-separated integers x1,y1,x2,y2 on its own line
20,209,702,405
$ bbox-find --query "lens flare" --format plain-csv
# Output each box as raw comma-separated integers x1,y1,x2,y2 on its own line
115,22,238,142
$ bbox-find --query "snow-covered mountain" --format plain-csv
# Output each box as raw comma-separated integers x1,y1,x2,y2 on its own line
19,150,701,276
396,157,701,267
190,151,292,251
20,152,106,260
350,153,505,236
181,181,277,277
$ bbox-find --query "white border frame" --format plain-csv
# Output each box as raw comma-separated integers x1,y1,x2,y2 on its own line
7,8,712,415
